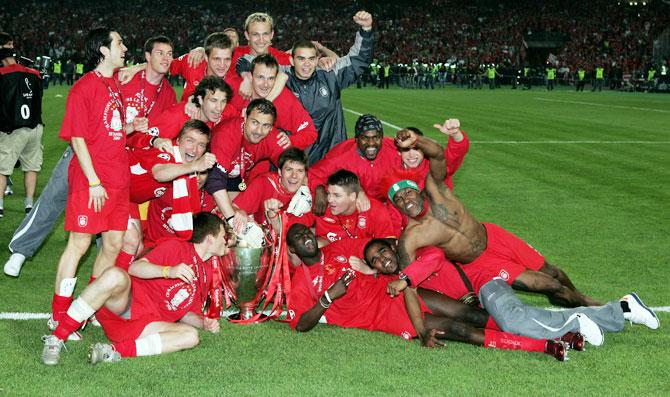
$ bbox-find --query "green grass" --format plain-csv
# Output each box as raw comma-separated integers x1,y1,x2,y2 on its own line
1,84,669,396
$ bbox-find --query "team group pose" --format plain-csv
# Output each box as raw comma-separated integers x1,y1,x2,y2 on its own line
0,10,659,366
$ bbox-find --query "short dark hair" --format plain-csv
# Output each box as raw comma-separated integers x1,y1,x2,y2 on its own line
246,98,276,123
84,27,114,71
363,238,393,267
278,147,308,170
178,119,211,141
327,169,360,194
191,213,226,244
204,32,233,57
403,127,424,136
291,40,317,56
191,75,233,108
286,223,309,249
0,32,12,47
251,54,278,75
144,35,173,54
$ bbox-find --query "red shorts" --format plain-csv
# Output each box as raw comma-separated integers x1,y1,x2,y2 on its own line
129,202,141,221
373,293,431,341
96,306,159,343
464,223,545,292
65,187,130,233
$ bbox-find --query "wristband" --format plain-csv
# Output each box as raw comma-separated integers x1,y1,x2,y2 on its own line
398,271,412,287
226,215,235,222
162,266,170,279
149,136,157,147
324,290,333,304
89,179,101,187
319,296,331,309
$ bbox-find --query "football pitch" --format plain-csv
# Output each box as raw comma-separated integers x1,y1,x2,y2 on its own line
1,84,668,396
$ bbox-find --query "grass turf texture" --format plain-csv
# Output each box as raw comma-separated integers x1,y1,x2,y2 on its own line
1,84,668,396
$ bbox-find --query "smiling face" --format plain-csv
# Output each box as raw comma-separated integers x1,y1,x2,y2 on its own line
146,42,173,75
364,241,399,274
400,147,425,169
176,127,209,163
243,108,274,144
251,63,278,99
355,130,383,161
292,47,318,80
245,21,274,55
327,185,356,216
206,47,232,78
279,160,306,193
287,224,318,259
392,187,423,218
198,89,227,124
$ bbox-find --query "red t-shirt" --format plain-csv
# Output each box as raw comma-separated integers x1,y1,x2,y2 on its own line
401,246,470,301
128,147,175,203
60,71,129,190
308,138,400,202
298,198,396,242
232,172,294,224
288,239,423,339
228,87,317,150
131,239,213,322
209,117,285,181
120,71,176,125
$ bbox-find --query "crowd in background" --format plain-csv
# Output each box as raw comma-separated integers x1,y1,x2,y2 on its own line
2,0,669,89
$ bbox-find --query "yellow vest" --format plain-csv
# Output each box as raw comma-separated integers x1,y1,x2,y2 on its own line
596,67,604,79
76,63,84,74
54,62,61,73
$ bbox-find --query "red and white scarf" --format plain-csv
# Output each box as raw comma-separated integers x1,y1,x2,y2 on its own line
168,146,200,240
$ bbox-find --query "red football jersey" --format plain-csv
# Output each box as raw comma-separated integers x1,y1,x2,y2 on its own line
232,172,294,224
288,239,424,339
131,239,213,322
60,72,129,190
128,147,175,203
120,71,176,124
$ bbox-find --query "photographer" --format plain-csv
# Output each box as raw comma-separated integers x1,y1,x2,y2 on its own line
0,45,44,220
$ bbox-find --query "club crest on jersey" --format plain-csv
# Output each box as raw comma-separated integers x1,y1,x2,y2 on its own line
154,187,167,198
358,216,367,229
77,215,88,227
322,217,336,224
326,232,339,242
335,256,347,263
158,153,172,161
498,269,510,281
319,86,329,97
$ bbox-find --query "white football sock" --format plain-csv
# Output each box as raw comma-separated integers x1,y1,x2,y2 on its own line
66,297,95,323
135,333,162,356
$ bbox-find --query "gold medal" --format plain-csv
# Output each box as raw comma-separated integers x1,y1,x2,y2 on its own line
238,181,247,191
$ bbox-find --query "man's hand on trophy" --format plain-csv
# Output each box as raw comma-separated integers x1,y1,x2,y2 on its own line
236,221,265,248
287,186,312,216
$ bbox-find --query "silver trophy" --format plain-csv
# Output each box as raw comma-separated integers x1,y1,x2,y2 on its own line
222,246,272,321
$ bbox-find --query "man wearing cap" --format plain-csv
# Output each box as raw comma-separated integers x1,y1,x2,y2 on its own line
308,114,400,215
382,126,602,308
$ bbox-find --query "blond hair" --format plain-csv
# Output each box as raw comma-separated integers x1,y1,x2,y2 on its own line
244,12,274,32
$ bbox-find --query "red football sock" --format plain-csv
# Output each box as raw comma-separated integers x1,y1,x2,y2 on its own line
113,340,137,358
51,294,73,322
52,313,83,341
485,317,501,331
114,250,134,271
484,329,546,353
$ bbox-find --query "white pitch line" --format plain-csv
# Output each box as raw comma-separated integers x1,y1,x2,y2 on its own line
344,108,402,130
535,97,670,113
2,307,669,320
344,108,668,145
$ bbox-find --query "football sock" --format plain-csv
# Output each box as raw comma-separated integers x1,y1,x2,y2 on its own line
114,250,135,271
25,197,34,207
52,297,94,340
485,316,501,331
484,329,545,353
112,340,137,358
135,333,162,356
51,294,73,323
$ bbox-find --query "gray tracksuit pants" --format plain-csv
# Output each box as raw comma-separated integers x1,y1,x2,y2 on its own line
8,146,71,258
479,278,624,339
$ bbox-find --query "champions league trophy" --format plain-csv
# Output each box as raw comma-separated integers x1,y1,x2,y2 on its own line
222,223,273,321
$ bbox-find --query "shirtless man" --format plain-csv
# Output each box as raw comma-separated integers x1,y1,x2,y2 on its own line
383,122,599,307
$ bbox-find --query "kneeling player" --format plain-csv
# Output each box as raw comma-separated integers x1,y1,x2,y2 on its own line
41,213,228,365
